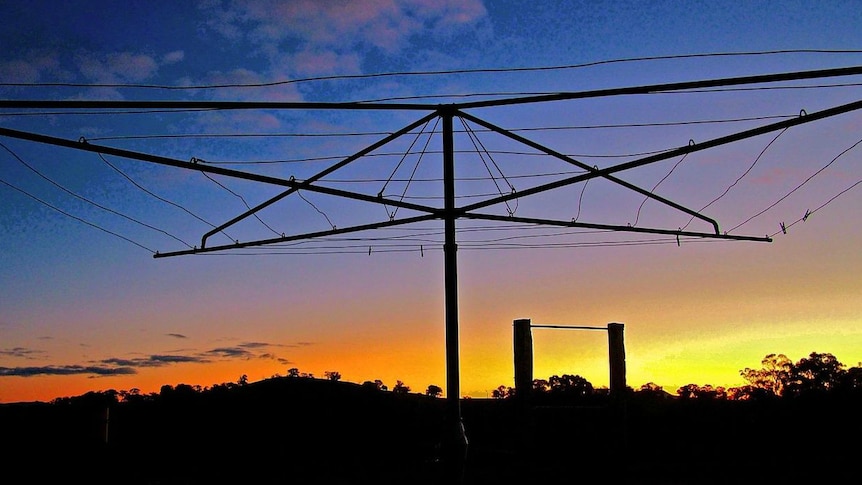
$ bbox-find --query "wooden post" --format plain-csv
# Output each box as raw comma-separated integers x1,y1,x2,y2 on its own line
607,322,626,396
513,318,533,481
513,318,533,401
607,322,628,479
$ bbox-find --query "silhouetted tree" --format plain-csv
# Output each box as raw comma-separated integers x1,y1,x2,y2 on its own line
120,388,142,403
208,381,234,396
549,374,593,397
491,385,513,399
740,353,793,396
841,366,862,392
175,383,198,396
237,374,249,386
156,384,199,404
634,382,674,402
287,367,301,378
392,380,411,394
785,352,845,397
676,384,726,400
425,384,443,397
726,385,775,401
709,385,728,400
362,379,388,391
51,389,119,407
677,384,699,400
638,382,663,394
531,379,550,394
324,371,342,381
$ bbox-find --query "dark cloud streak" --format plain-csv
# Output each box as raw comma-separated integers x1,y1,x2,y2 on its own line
1,341,300,378
0,365,137,377
0,347,44,359
238,342,269,349
206,347,254,359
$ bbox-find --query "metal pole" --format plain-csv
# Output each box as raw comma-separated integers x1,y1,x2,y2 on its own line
441,108,467,479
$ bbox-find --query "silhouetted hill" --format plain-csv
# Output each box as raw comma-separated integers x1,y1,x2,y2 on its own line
3,377,860,484
3,377,446,484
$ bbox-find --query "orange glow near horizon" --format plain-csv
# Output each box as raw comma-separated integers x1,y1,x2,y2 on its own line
2,3,861,407
4,221,862,404
6,310,861,404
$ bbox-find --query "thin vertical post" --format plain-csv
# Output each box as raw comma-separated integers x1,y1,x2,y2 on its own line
441,108,467,479
104,406,110,444
607,322,626,395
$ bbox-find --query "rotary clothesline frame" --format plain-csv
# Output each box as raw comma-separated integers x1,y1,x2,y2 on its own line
2,64,862,471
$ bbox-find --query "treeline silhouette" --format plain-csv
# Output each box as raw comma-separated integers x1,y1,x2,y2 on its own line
2,352,860,484
490,351,862,401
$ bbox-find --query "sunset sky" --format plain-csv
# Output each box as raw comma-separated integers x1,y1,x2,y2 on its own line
2,1,861,403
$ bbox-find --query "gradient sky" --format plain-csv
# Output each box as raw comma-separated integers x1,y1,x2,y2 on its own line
2,1,861,403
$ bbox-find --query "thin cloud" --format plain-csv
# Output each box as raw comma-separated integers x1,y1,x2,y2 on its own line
203,342,302,362
205,347,255,359
270,341,314,349
60,48,187,100
0,341,299,379
162,50,185,64
198,0,488,81
258,352,292,365
187,101,289,134
100,358,146,367
166,333,188,339
100,355,209,368
207,0,487,52
0,365,136,377
291,50,361,77
149,354,208,364
184,0,493,116
238,342,270,349
0,50,62,83
75,51,159,84
0,347,44,359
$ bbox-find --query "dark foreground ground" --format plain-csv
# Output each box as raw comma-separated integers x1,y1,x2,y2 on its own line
3,378,859,484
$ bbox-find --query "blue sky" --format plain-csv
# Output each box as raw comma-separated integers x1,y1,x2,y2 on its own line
2,1,862,402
